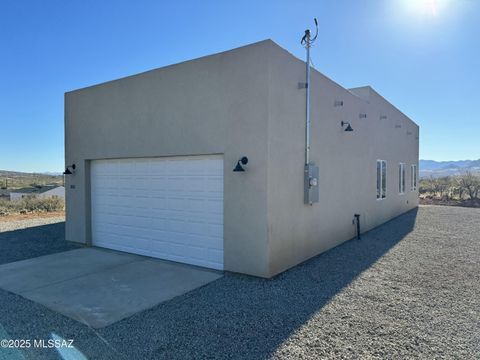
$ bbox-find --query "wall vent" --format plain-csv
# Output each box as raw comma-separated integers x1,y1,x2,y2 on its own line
334,100,343,107
380,115,387,120
359,113,367,119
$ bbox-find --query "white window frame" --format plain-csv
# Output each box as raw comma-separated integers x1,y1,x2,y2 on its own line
399,163,405,194
376,160,387,200
411,164,417,191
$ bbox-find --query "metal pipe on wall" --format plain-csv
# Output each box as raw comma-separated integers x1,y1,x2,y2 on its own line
301,19,320,205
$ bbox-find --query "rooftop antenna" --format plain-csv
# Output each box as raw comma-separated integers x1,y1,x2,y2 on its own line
301,18,320,205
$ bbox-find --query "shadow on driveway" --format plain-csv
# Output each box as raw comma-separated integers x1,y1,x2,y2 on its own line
0,222,81,265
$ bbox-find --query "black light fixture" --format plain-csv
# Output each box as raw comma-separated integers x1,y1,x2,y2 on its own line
233,157,249,172
63,164,76,175
341,121,354,132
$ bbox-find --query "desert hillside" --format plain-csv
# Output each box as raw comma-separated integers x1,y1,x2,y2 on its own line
0,170,63,191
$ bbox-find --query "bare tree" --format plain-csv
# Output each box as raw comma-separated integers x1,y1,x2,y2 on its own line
432,176,449,199
453,176,465,200
459,172,480,200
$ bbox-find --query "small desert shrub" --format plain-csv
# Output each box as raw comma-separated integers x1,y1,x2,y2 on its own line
420,173,480,200
20,196,64,212
0,196,64,215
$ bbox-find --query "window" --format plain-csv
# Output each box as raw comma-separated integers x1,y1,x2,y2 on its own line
411,164,417,191
399,163,405,194
376,160,387,199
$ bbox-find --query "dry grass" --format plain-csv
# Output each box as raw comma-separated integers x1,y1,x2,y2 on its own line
0,211,65,223
0,196,65,217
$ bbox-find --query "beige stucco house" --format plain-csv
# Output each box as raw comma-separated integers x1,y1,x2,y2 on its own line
64,40,419,278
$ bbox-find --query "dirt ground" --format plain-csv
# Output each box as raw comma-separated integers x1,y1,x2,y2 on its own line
0,211,65,223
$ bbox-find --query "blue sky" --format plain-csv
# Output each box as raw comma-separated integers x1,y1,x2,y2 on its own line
0,0,478,172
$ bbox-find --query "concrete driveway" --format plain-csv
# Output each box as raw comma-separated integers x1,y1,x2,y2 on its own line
0,248,222,328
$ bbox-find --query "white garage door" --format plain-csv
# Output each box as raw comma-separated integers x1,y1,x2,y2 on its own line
90,155,224,270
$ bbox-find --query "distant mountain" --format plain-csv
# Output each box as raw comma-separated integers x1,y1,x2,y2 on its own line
0,170,63,190
0,170,62,176
0,170,31,177
420,159,480,178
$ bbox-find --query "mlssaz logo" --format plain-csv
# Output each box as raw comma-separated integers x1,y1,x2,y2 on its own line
34,339,74,348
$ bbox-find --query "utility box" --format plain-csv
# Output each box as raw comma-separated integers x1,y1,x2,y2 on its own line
304,162,319,204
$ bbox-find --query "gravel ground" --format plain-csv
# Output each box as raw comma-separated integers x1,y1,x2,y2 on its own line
0,215,65,233
0,216,80,265
0,205,478,359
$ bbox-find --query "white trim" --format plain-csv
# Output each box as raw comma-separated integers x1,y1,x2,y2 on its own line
399,163,405,195
376,159,387,200
411,164,417,191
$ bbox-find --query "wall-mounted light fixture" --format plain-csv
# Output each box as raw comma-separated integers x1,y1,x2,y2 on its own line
341,121,353,132
63,164,76,175
233,157,248,172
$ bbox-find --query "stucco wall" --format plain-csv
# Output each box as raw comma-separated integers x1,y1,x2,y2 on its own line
65,39,419,278
65,41,272,277
265,43,419,276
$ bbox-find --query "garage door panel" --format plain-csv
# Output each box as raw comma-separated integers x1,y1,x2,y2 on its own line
91,155,224,270
207,223,223,238
167,197,186,210
150,198,169,208
186,222,209,236
199,235,222,249
205,199,223,214
128,208,153,219
129,196,151,209
187,198,208,212
206,176,223,190
208,249,223,263
147,217,168,230
151,177,169,188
